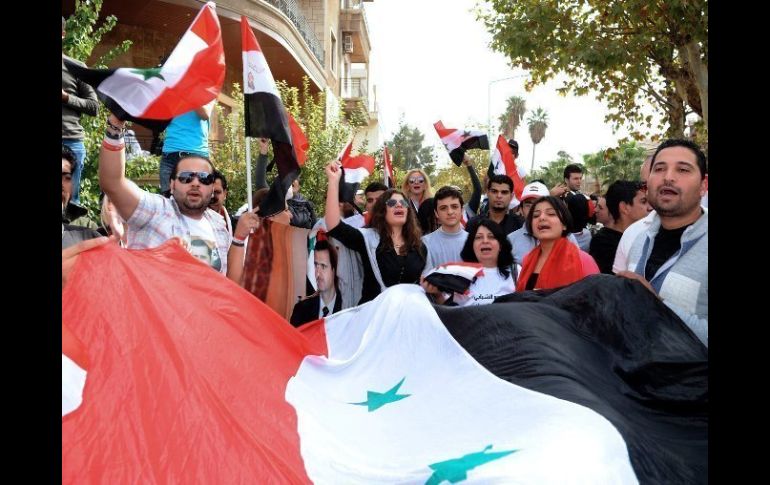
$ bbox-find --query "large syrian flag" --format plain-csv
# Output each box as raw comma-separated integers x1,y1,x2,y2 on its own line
63,2,224,131
241,16,306,216
63,243,706,483
382,144,394,188
434,121,489,166
488,134,527,202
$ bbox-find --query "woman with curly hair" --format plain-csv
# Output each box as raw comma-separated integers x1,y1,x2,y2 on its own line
325,161,427,304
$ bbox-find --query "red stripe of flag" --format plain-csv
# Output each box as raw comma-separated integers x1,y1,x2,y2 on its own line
143,3,225,118
240,15,260,52
289,114,308,166
495,135,526,200
342,154,375,172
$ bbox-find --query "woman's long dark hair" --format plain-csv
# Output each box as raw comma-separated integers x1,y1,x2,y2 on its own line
369,189,423,255
460,218,514,279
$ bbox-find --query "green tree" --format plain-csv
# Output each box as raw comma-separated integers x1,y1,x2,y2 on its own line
386,121,436,181
582,140,647,193
64,0,136,222
433,150,488,201
527,107,549,172
497,95,527,140
477,0,708,140
529,151,573,189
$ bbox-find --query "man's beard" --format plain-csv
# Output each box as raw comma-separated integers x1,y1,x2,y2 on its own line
490,203,507,213
175,191,210,214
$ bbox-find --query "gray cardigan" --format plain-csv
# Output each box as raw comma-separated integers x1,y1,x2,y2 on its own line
627,211,708,346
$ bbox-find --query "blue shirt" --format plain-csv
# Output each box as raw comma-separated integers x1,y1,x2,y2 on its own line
162,110,210,155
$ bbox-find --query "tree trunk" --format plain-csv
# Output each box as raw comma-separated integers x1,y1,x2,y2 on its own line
665,89,686,138
684,41,708,130
531,143,537,172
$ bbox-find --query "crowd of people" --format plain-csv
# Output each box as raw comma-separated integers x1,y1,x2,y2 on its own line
62,12,708,347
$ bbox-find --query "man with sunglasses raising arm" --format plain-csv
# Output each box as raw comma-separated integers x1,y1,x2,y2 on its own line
98,113,260,281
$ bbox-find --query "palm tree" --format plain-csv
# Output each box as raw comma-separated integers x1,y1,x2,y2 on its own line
527,107,549,172
497,96,527,139
582,151,606,194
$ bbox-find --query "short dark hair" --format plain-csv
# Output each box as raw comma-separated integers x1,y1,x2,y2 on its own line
605,180,644,220
487,174,514,192
434,185,465,207
563,164,583,180
652,138,707,180
525,196,573,238
364,181,388,195
62,144,76,171
213,170,228,191
314,239,339,291
171,154,215,180
507,139,519,157
564,193,590,232
460,218,514,278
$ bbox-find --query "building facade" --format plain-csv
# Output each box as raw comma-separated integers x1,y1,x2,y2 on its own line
62,0,379,150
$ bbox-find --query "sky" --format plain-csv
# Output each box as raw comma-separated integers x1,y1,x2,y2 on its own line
363,0,643,172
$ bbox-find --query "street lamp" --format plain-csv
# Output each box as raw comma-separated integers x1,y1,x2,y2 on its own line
487,74,529,141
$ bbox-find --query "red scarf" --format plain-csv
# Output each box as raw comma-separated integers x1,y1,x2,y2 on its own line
516,237,585,291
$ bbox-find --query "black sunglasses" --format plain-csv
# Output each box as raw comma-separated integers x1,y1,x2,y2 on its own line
175,171,215,185
385,199,408,208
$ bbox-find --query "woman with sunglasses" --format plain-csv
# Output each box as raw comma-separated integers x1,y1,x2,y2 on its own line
401,169,437,234
422,218,516,306
325,161,427,304
517,196,599,292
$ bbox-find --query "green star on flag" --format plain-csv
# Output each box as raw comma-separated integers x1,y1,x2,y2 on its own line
350,377,410,412
130,67,165,81
425,445,517,484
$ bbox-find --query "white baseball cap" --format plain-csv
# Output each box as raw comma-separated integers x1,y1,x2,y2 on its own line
520,182,549,201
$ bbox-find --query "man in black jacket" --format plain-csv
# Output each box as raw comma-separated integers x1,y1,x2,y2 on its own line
290,240,342,326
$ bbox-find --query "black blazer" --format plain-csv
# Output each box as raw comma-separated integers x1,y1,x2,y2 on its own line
290,293,343,327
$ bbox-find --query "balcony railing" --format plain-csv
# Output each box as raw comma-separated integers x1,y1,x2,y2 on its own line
342,77,368,99
263,0,325,66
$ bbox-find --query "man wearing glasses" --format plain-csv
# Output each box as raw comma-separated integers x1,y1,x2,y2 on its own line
99,113,259,279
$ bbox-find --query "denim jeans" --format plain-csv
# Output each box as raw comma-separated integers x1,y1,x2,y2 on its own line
62,139,86,204
159,151,182,195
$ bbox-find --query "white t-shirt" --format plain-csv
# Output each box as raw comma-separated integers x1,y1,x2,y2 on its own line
183,215,222,272
454,267,516,307
612,211,656,274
